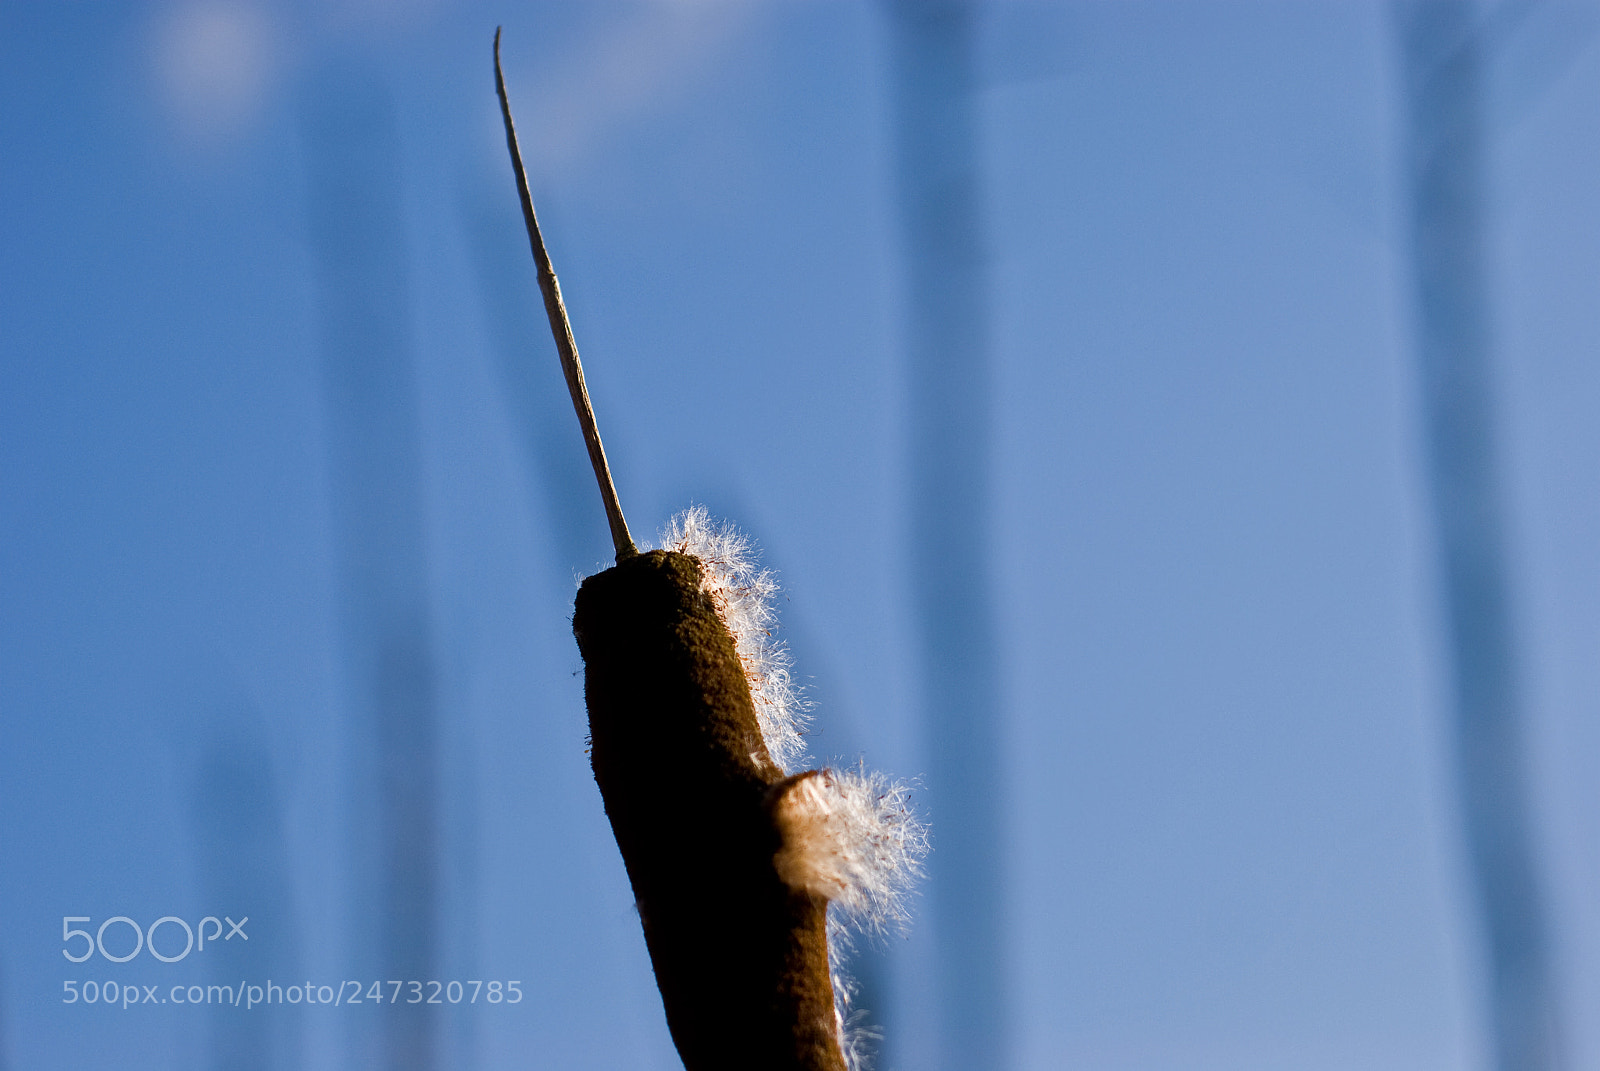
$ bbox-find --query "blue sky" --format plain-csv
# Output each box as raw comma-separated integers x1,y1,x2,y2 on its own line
3,2,1600,1069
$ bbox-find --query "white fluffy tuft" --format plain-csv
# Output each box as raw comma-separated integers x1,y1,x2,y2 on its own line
657,506,810,772
772,767,929,936
780,767,927,1071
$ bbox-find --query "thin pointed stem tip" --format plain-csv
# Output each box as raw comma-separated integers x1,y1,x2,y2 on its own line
494,31,637,561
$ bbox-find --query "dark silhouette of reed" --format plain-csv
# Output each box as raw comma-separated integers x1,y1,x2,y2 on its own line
1395,5,1562,1068
302,72,440,1071
190,713,299,1071
886,3,1007,1069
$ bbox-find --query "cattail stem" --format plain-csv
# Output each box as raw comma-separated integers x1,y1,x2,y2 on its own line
493,34,871,1071
494,28,636,560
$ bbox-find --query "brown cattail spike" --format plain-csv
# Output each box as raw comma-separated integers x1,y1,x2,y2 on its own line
573,550,846,1071
494,28,636,560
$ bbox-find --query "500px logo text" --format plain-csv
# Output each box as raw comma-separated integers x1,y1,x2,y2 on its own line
62,916,248,964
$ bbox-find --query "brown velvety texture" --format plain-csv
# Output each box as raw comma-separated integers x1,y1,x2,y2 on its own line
573,550,847,1071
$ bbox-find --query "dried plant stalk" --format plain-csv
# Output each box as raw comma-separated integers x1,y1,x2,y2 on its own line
495,33,924,1071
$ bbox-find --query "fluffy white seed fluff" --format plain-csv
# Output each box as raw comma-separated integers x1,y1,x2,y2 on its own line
771,767,928,936
790,767,926,1070
654,508,930,1071
830,962,881,1071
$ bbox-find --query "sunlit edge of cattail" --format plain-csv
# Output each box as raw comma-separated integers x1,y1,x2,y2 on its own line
656,508,930,1070
657,504,811,772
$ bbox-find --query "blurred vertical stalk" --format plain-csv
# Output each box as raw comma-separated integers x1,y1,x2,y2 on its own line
191,714,298,1071
303,75,439,1071
0,955,9,1071
1394,5,1561,1069
886,3,1007,1068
